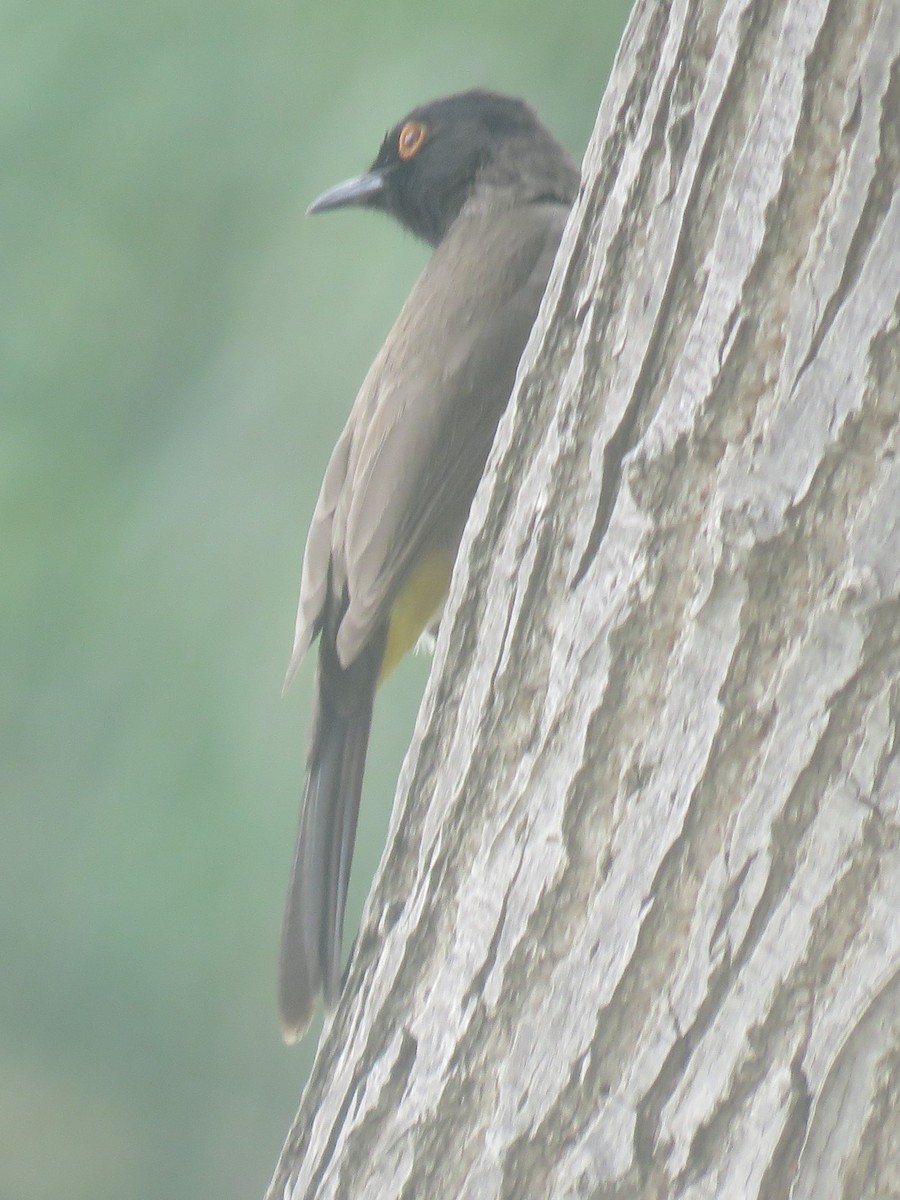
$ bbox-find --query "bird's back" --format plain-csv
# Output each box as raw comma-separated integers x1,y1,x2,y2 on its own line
320,198,572,669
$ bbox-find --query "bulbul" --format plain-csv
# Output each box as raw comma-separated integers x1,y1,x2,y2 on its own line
279,89,579,1041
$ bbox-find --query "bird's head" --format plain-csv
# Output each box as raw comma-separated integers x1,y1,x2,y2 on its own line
307,89,578,246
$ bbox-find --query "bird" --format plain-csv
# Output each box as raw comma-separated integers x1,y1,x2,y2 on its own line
279,88,579,1042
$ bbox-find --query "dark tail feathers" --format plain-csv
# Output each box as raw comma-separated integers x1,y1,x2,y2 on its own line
278,627,383,1042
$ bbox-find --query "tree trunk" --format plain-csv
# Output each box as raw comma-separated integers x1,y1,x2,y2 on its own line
268,0,900,1195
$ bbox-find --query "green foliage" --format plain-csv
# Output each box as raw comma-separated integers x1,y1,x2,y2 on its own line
1,2,632,1196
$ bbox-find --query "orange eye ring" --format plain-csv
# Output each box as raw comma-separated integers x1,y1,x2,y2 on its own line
398,120,428,161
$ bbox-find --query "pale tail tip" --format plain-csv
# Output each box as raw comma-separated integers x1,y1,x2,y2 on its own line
280,1022,302,1046
279,1003,313,1044
279,993,315,1044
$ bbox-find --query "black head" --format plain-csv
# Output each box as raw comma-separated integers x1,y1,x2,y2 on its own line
307,89,578,246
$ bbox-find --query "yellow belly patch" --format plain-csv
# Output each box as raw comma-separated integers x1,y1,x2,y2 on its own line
379,550,453,684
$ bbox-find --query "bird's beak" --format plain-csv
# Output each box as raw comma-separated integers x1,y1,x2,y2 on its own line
306,170,385,215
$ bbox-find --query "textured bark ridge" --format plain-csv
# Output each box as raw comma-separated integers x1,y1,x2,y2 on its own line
268,0,899,1195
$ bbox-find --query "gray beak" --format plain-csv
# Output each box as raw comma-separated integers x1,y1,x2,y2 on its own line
306,171,385,215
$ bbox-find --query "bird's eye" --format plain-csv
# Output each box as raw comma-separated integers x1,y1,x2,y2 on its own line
397,121,428,161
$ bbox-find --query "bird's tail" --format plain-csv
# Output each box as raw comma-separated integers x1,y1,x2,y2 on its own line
278,627,384,1043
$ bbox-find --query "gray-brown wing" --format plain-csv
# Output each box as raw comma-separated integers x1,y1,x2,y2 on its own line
287,200,568,678
333,201,568,667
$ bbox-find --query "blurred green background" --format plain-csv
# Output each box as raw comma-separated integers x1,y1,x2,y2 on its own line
1,2,632,1197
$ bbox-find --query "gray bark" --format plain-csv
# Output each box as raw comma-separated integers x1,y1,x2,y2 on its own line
268,0,900,1195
